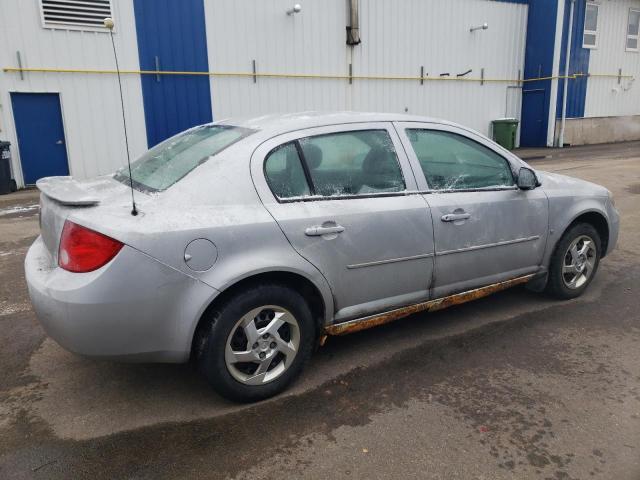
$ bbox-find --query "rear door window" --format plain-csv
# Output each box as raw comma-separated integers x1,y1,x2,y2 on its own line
264,143,311,199
263,129,406,201
264,130,406,199
299,130,405,196
406,129,514,190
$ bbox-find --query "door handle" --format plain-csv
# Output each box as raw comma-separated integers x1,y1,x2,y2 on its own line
305,225,345,236
441,213,470,222
55,140,63,145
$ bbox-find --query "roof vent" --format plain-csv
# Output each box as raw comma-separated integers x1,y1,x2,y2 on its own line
40,0,113,31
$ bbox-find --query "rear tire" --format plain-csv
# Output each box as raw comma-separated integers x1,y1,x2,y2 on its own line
198,283,315,402
546,223,601,299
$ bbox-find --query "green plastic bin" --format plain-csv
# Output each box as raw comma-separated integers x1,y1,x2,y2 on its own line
492,118,519,150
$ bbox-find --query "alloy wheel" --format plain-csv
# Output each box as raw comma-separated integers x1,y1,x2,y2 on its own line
561,235,597,290
225,305,300,385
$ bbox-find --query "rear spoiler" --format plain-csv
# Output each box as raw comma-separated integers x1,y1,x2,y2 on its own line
36,176,100,206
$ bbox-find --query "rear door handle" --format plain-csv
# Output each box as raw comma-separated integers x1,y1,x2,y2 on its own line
305,225,345,236
441,213,470,222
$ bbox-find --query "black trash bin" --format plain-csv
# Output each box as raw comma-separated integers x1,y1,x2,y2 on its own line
0,142,16,194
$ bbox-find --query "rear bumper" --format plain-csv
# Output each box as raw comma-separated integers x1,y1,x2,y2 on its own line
25,236,218,363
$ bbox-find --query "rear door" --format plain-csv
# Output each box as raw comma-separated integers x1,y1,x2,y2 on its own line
396,122,548,299
251,122,435,322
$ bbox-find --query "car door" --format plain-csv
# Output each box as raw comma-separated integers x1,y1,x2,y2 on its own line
251,122,435,322
395,122,549,299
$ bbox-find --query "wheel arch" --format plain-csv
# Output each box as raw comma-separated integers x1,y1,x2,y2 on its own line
190,270,330,362
532,208,610,294
550,209,610,264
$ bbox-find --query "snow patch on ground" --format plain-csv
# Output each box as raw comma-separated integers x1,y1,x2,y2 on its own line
0,204,39,216
0,246,29,257
0,301,30,316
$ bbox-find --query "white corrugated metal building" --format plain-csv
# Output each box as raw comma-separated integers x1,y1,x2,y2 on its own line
0,0,638,188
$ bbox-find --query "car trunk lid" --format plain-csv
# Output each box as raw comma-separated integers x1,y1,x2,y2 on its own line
37,176,134,262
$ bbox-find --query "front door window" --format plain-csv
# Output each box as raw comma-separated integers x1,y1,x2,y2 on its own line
406,129,514,190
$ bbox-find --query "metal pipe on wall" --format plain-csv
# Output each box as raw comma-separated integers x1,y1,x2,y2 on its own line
346,0,361,45
558,0,576,148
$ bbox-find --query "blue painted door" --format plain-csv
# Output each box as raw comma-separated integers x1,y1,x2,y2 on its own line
520,89,547,148
11,93,69,185
133,0,213,148
519,0,560,147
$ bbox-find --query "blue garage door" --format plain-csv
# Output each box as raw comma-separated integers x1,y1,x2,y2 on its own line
11,93,69,185
133,0,213,148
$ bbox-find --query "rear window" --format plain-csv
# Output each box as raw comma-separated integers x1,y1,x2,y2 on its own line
114,125,253,192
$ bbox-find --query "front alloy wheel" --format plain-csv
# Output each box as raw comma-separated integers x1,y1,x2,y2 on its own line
561,235,597,290
546,223,601,299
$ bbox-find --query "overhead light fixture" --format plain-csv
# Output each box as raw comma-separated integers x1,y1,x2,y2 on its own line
470,23,489,32
287,4,302,15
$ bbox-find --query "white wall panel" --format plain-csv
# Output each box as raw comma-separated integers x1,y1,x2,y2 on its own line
205,0,350,119
206,0,528,138
351,0,528,136
585,0,640,118
0,0,147,187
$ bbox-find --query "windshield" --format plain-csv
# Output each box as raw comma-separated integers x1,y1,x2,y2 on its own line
114,124,253,192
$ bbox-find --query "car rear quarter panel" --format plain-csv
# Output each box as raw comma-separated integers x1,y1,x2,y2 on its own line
70,141,335,326
26,237,216,362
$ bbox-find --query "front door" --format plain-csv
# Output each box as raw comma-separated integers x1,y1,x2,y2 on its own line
251,123,435,322
11,93,69,185
396,122,548,298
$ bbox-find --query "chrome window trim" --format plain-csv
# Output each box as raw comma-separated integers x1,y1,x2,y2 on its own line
277,190,411,203
417,186,519,195
276,185,520,203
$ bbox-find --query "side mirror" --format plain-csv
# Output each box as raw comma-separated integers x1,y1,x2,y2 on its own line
517,167,538,190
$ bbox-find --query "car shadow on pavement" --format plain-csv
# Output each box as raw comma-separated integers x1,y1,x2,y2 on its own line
22,281,561,441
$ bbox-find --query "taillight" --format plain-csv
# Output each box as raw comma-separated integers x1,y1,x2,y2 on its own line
58,220,124,273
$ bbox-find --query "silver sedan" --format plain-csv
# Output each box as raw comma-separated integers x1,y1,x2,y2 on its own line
25,112,619,401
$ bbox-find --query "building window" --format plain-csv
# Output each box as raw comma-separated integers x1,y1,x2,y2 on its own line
40,0,113,32
583,3,599,49
627,8,640,52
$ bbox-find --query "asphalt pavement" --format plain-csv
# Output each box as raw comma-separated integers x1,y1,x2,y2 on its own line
0,141,639,479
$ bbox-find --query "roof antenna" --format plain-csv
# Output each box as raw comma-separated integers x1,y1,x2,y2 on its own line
104,17,138,216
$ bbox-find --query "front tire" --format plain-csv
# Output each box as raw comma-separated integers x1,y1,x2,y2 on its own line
198,284,315,402
546,223,601,299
